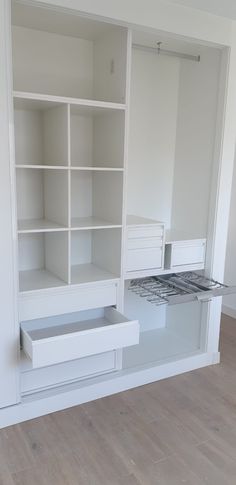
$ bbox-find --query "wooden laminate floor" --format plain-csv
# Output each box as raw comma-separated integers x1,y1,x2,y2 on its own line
1,314,236,485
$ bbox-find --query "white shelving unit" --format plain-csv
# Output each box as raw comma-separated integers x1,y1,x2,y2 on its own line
0,0,236,426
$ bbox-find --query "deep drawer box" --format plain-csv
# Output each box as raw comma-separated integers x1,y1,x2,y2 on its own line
165,240,206,268
126,247,163,272
21,307,139,368
21,351,117,395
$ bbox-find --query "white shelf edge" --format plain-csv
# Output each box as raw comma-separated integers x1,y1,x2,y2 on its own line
71,225,122,231
71,166,124,172
19,277,120,295
16,164,69,170
18,227,69,234
124,263,205,280
15,165,124,172
13,91,127,111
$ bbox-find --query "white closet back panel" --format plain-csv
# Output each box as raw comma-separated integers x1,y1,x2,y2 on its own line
171,47,221,237
12,26,94,99
127,50,180,227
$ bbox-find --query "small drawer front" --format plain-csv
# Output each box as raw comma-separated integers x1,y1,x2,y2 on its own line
127,247,163,272
171,243,206,267
21,307,139,369
19,283,118,321
128,225,163,240
127,236,163,250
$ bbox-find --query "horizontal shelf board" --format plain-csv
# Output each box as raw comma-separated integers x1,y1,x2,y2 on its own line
16,165,124,172
71,263,118,285
14,91,126,112
18,219,68,233
165,229,206,244
71,217,122,230
71,166,124,172
16,165,69,170
127,215,165,226
123,328,199,369
19,269,66,292
124,263,205,280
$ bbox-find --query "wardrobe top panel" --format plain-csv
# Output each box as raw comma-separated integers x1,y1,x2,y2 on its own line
12,2,125,40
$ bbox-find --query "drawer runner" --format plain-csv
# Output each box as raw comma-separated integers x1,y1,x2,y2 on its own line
128,271,236,306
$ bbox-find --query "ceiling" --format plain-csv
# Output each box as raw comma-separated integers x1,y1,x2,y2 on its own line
165,0,236,20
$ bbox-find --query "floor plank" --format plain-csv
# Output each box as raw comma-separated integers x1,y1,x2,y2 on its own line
1,313,236,484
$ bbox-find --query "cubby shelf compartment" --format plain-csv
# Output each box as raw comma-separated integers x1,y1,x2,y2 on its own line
70,104,125,169
71,229,122,285
19,232,69,292
71,171,123,228
16,168,69,232
14,96,69,167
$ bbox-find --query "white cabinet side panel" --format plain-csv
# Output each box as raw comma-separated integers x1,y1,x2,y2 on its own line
0,0,19,408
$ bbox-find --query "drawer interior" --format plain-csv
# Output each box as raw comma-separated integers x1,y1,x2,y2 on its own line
21,307,139,368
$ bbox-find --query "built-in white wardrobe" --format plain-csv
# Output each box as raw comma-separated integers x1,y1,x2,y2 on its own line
0,0,236,427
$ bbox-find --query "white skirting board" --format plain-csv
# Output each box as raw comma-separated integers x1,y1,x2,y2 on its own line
0,351,220,429
222,305,236,319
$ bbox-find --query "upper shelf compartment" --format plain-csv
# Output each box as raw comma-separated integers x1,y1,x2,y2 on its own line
11,3,128,104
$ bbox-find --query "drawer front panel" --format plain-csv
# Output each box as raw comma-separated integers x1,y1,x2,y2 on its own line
171,243,206,267
128,226,163,239
127,236,163,250
127,247,163,272
21,351,116,395
19,283,118,321
21,307,139,368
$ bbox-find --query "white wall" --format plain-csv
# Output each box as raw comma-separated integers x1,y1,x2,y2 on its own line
223,155,236,316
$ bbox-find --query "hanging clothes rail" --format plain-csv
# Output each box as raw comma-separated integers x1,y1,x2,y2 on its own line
133,42,200,62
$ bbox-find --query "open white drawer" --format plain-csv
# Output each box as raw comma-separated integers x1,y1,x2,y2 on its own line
21,307,139,369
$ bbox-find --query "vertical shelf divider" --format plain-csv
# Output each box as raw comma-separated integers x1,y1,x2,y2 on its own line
67,103,72,285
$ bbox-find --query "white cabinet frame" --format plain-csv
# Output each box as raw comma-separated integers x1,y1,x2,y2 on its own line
1,0,236,424
0,0,20,409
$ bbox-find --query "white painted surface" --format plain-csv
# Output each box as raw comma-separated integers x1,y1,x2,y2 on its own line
224,155,236,313
0,0,19,408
